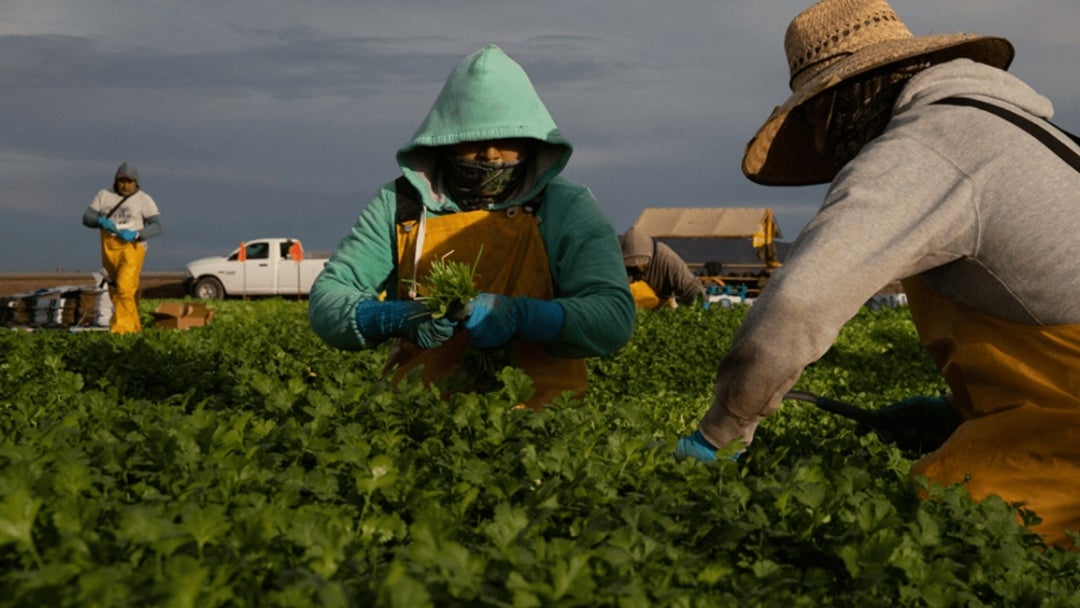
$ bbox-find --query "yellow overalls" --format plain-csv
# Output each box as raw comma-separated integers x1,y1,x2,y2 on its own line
629,280,676,310
100,231,147,334
388,206,588,409
904,276,1080,548
629,280,661,310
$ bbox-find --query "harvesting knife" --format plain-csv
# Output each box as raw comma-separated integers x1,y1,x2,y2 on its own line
783,390,897,432
785,390,959,453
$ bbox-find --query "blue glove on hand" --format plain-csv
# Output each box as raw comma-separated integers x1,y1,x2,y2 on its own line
674,430,742,463
97,217,118,232
675,431,718,462
858,395,959,453
463,293,565,349
355,300,457,349
119,229,139,242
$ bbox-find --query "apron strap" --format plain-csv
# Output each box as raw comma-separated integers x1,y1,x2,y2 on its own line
933,97,1080,172
105,194,133,220
394,177,425,298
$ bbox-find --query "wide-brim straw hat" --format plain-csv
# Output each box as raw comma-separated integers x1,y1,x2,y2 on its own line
742,0,1014,186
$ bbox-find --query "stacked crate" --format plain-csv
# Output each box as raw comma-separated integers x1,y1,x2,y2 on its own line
1,285,111,329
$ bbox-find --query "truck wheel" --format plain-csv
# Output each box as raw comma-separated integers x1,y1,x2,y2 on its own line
192,277,226,300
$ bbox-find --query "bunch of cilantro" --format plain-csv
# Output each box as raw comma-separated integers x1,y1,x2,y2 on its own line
414,249,516,392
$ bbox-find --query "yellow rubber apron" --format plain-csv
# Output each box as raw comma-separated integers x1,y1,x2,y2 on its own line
389,206,588,409
100,232,146,334
904,276,1080,548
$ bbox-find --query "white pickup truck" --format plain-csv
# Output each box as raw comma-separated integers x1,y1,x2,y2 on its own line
184,238,330,299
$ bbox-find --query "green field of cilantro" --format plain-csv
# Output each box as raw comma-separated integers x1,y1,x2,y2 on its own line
2,299,1079,606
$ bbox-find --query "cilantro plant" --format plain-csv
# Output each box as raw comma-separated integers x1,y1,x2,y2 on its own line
1,300,1078,606
412,250,481,321
413,249,515,391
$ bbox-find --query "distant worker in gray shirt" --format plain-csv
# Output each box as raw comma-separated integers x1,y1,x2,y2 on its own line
619,226,705,310
81,162,163,333
677,0,1080,548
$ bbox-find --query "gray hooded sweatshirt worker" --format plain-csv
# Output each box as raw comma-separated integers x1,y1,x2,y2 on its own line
700,58,1080,447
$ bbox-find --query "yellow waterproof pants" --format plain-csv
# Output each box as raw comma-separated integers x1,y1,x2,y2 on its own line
629,280,661,310
389,206,588,409
904,276,1080,548
100,232,146,334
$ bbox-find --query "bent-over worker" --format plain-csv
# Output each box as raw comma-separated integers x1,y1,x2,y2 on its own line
678,0,1080,548
620,227,705,310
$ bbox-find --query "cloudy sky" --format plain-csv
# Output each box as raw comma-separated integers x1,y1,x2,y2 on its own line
4,0,1080,272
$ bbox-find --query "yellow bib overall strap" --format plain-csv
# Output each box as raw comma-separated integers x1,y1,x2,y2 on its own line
389,203,588,409
100,232,146,334
903,276,1080,548
629,280,661,310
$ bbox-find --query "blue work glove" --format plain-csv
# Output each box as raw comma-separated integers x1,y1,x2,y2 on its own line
97,217,118,232
463,293,565,349
119,229,139,242
674,431,719,462
857,395,959,453
354,300,456,349
675,430,743,463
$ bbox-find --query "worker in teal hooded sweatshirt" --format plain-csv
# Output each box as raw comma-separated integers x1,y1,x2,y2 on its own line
308,45,634,408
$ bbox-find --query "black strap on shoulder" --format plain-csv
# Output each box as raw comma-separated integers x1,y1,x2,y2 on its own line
933,96,1080,173
394,176,423,223
391,176,421,281
105,195,133,220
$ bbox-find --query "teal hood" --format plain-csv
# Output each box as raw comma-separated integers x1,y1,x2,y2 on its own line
396,44,573,211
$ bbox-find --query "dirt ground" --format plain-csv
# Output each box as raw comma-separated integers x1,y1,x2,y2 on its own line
0,272,189,299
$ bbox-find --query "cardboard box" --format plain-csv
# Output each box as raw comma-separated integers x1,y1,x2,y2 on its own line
152,301,215,329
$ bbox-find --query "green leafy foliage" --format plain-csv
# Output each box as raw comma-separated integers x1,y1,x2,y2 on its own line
0,300,1077,606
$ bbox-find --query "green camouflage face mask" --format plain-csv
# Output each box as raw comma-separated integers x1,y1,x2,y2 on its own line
444,156,529,210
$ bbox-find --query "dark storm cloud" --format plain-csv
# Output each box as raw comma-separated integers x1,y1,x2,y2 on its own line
0,31,439,97
3,1,1080,272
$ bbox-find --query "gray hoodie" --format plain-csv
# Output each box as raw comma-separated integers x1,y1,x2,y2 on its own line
701,58,1080,447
